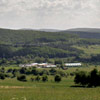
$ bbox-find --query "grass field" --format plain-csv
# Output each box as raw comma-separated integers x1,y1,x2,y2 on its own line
73,45,100,55
0,77,100,100
1,86,100,100
0,66,100,100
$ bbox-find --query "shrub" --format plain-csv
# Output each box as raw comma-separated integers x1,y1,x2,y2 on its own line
70,72,75,76
57,71,67,77
35,75,41,81
0,73,5,80
12,69,19,77
0,67,5,73
39,70,49,76
42,75,48,82
54,74,61,82
7,68,13,73
49,68,57,75
19,68,27,74
5,73,13,78
30,77,35,82
32,68,39,75
17,74,27,82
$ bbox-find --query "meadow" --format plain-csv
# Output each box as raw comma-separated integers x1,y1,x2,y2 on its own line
73,45,100,55
0,66,100,100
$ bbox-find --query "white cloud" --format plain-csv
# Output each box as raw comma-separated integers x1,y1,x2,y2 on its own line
0,0,100,29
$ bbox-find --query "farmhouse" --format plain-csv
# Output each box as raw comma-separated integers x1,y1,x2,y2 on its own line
65,63,82,67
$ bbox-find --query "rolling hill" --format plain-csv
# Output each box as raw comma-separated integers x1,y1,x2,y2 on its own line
62,28,100,39
0,28,100,45
0,28,100,64
0,28,77,45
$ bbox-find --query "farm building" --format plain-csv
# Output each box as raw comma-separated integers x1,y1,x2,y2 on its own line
19,63,57,68
19,63,38,67
38,63,56,68
65,63,82,67
38,63,48,68
44,64,56,68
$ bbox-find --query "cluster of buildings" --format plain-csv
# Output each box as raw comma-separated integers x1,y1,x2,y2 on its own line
19,63,57,68
19,63,82,68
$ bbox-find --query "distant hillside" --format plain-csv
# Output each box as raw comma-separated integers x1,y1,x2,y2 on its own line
0,28,100,45
0,28,77,45
0,28,100,64
20,28,62,32
67,28,100,33
28,28,100,39
63,28,100,39
38,29,62,32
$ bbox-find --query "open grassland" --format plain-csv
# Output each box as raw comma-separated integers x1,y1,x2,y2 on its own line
66,66,100,73
0,77,100,100
0,66,100,100
1,86,100,100
73,45,100,55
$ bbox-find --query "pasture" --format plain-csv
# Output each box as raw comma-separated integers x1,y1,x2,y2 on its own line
73,45,100,55
0,66,100,100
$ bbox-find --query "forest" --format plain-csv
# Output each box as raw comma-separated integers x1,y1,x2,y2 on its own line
0,28,100,65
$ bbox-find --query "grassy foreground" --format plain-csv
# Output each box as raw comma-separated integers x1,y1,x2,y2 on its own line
1,87,100,100
0,76,100,100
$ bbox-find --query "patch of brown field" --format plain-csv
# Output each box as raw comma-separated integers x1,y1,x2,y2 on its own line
0,86,31,89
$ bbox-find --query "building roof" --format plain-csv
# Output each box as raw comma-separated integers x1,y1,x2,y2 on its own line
65,63,82,66
38,63,48,66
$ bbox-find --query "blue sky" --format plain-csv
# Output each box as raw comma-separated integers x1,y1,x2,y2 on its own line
0,0,100,29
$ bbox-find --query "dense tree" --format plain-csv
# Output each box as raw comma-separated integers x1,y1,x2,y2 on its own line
17,74,27,82
54,74,61,82
88,69,100,87
74,71,88,86
74,69,100,87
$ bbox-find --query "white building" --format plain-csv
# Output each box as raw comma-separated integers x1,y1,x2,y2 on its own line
19,63,57,68
31,63,38,66
45,64,56,68
38,63,48,67
19,63,38,68
65,63,82,67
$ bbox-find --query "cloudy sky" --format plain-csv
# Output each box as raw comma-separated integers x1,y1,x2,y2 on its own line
0,0,100,29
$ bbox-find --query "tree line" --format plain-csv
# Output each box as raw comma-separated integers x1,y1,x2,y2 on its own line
0,67,68,82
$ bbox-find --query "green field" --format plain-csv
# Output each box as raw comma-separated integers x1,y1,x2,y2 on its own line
73,45,100,55
0,67,100,100
0,77,100,100
1,85,100,100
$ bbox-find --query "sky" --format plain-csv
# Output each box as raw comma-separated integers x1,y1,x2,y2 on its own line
0,0,100,29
